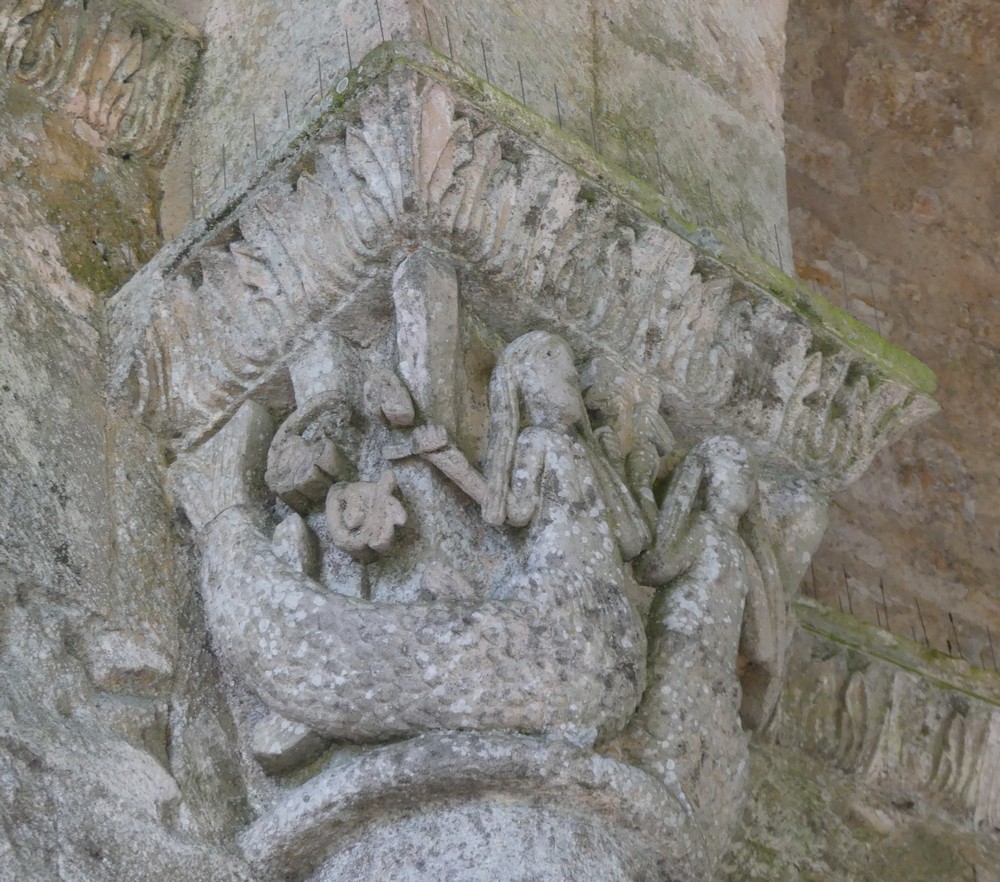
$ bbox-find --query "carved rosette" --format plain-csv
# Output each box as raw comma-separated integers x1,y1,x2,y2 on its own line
1,0,200,156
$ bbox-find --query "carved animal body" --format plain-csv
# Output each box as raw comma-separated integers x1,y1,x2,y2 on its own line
195,399,645,744
173,324,764,878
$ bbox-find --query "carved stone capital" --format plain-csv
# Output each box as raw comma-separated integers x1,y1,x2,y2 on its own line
107,43,938,882
110,45,935,492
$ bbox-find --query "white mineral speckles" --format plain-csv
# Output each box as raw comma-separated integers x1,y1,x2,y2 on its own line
123,60,929,868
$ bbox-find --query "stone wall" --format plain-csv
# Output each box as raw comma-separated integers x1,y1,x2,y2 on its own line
725,603,1000,881
2,0,993,878
784,0,1000,665
157,0,792,258
723,743,1000,881
0,7,248,878
106,40,940,879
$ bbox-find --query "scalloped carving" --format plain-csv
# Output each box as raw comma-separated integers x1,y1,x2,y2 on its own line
1,0,199,156
110,64,935,491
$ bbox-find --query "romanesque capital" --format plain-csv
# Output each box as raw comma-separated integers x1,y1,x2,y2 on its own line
108,45,939,881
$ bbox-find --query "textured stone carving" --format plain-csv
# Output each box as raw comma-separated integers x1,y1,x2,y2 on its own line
250,711,331,776
607,437,787,846
265,395,354,512
109,47,938,882
581,354,677,524
271,511,320,575
0,0,200,156
110,53,935,494
241,732,706,881
170,353,647,746
778,622,1000,832
324,471,407,560
163,248,822,876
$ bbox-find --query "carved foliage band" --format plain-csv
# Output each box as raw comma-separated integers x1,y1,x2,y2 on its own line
109,62,936,489
779,627,1000,831
1,0,199,155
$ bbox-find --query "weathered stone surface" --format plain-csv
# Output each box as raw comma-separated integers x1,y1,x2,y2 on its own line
250,712,331,776
722,742,1000,882
161,0,208,27
784,0,1000,668
158,0,414,236
114,50,935,492
777,603,1000,831
85,631,174,693
241,733,706,881
158,0,792,253
723,603,1000,881
111,45,939,878
0,0,200,158
1,2,971,879
173,390,648,743
0,11,251,878
324,471,408,560
271,512,321,576
588,0,791,255
610,437,760,842
0,249,251,882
